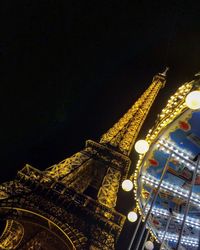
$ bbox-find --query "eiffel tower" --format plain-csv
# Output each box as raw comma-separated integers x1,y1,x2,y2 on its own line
0,71,166,250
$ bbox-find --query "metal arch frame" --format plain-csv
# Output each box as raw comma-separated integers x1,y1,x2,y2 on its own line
0,206,82,250
0,220,24,249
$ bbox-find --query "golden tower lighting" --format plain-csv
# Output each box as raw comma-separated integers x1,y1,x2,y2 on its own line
0,71,167,249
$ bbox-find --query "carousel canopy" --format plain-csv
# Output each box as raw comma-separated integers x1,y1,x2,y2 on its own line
135,78,200,249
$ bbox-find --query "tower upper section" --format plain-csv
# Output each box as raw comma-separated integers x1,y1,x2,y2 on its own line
100,71,167,156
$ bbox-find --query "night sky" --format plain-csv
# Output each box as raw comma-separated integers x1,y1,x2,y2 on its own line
1,1,200,248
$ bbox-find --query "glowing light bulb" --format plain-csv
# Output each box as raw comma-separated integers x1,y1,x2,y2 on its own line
122,179,133,191
127,211,138,222
145,241,154,250
135,140,149,154
185,91,200,110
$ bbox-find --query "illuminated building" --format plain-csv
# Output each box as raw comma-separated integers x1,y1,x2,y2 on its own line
0,70,166,249
1,69,199,249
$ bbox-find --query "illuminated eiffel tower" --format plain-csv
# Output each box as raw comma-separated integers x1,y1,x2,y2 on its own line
0,71,166,249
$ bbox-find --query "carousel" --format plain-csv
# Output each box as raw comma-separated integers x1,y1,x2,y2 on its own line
124,76,200,249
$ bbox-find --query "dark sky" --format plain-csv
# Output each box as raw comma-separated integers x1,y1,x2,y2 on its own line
1,1,200,248
1,0,200,195
2,1,200,182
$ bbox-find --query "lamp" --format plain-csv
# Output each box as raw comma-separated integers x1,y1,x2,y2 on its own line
135,140,149,154
185,91,200,110
122,179,133,191
145,240,154,250
127,211,138,222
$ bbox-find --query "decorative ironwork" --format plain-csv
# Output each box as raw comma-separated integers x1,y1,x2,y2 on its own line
67,159,94,192
90,226,115,249
97,167,121,208
0,72,166,249
0,220,24,249
44,150,91,182
100,73,166,155
96,73,166,210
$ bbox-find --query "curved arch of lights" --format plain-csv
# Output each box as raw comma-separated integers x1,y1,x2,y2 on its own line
132,80,200,249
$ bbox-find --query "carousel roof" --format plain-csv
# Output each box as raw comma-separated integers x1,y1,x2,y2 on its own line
134,78,200,249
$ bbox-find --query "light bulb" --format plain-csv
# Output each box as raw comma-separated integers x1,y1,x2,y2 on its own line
135,140,149,154
127,211,138,222
122,179,133,191
185,91,200,110
145,241,154,250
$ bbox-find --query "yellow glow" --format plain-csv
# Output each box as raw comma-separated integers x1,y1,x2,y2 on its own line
185,91,200,110
127,211,138,222
134,140,149,154
122,179,133,191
